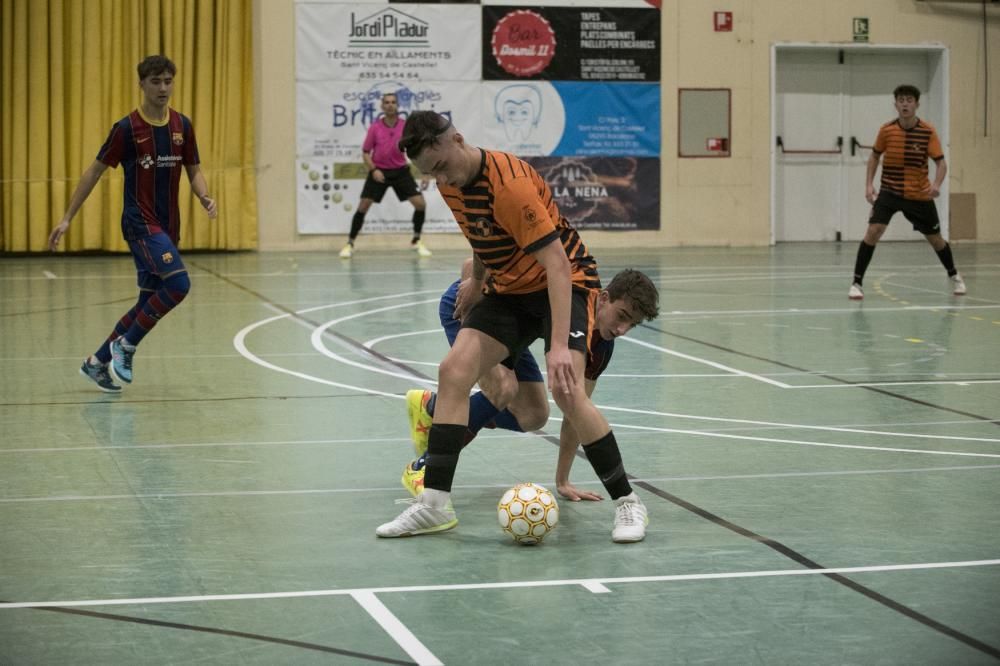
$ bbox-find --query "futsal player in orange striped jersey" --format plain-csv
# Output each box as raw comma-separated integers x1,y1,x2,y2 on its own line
849,84,966,300
375,111,649,542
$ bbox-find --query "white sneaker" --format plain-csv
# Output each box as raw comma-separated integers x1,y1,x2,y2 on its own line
412,240,432,257
339,243,353,259
375,497,457,538
951,274,967,296
612,493,648,543
848,283,864,300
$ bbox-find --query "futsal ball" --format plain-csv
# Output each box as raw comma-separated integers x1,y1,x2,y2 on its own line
498,482,559,545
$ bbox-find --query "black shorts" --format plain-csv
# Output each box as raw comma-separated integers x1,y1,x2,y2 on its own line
461,286,596,370
869,190,941,235
360,166,420,203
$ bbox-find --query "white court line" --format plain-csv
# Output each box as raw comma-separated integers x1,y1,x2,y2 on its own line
581,582,611,594
4,464,998,504
593,405,1000,444
311,300,442,383
792,379,1000,388
42,270,57,279
233,289,442,400
2,559,997,610
366,329,441,347
351,591,442,666
601,419,1000,459
621,338,791,388
231,295,1000,461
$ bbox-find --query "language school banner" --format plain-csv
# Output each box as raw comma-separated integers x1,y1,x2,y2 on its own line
295,1,661,234
296,3,482,234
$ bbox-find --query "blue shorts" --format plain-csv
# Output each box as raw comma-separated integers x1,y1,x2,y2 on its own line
128,232,188,291
438,280,543,383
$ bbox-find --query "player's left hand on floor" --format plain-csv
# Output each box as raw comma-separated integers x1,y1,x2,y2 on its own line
557,483,603,502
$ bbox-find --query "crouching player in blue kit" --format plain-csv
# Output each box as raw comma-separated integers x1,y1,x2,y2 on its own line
48,56,217,392
402,261,660,503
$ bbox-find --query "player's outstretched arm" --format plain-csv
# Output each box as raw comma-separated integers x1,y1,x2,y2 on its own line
555,379,603,501
49,160,109,250
185,164,217,219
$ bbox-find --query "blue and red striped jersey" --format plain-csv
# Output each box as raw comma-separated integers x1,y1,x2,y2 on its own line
97,108,200,242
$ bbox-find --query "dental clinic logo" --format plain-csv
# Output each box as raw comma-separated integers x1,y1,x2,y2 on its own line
333,80,446,128
485,82,564,156
494,85,542,143
349,8,429,47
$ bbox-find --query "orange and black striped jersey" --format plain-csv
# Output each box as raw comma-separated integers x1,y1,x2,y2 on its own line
873,118,944,201
438,149,600,295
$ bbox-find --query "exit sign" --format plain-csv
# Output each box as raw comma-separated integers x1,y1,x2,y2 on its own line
853,17,869,42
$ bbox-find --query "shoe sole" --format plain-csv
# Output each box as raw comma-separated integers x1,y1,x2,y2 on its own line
612,533,646,543
376,519,458,538
79,367,122,393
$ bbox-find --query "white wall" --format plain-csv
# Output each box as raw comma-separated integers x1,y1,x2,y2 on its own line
254,0,1000,250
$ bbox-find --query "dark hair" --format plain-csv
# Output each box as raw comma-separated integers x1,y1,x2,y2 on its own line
606,269,659,321
893,84,920,102
382,93,397,102
137,55,176,80
398,110,452,158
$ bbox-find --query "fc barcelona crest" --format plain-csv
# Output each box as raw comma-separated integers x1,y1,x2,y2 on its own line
162,251,174,264
172,132,184,146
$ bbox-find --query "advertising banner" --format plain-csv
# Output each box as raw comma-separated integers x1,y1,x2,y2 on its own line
297,79,484,158
297,79,483,234
527,157,660,231
294,0,662,233
483,6,660,82
480,81,659,157
297,3,481,82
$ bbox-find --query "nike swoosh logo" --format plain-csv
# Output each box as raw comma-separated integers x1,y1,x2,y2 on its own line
137,136,151,143
569,331,585,338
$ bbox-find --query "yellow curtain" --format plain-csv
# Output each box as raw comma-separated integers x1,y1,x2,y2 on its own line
0,0,257,252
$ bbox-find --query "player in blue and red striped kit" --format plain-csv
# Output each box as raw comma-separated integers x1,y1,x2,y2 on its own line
49,55,217,392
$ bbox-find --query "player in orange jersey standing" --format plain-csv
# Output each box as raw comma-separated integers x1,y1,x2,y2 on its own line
849,84,965,300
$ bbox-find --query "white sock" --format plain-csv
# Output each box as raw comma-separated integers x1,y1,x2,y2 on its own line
87,355,101,367
422,488,450,509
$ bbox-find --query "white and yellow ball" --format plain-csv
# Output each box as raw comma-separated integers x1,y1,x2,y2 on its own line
497,482,559,545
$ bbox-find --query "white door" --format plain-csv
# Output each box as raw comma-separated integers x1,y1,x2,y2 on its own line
773,46,947,243
843,52,934,241
774,50,844,241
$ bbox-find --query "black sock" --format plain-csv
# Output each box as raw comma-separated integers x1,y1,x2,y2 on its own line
423,423,467,492
934,242,957,277
411,209,426,242
349,211,366,241
853,241,876,284
582,431,632,500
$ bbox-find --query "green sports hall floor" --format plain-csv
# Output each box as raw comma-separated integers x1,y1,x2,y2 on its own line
1,242,999,665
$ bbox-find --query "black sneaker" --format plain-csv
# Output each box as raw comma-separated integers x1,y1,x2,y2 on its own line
79,359,122,393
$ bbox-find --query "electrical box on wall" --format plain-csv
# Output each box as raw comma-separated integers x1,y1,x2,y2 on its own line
714,11,733,32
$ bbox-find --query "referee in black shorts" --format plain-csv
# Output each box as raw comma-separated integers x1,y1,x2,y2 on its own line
340,93,431,258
